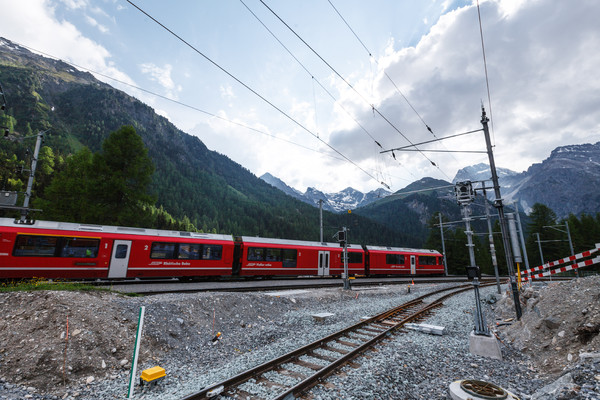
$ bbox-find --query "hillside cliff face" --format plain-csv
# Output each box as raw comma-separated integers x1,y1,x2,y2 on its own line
453,143,600,218
0,37,404,245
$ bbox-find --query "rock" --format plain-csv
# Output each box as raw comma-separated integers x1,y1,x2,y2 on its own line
120,359,129,368
72,329,82,336
111,347,117,354
101,360,106,369
531,373,576,400
177,318,184,325
544,317,561,329
558,330,565,337
86,376,94,384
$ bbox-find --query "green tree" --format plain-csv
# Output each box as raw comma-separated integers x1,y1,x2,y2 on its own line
89,125,155,226
35,147,95,222
525,203,562,266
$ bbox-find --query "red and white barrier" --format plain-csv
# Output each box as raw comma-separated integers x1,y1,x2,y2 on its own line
521,255,600,281
520,243,600,277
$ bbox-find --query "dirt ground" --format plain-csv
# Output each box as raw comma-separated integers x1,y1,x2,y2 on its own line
494,275,600,374
0,276,598,397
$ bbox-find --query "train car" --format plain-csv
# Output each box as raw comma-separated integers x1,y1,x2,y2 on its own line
0,217,235,279
238,236,365,277
365,245,444,276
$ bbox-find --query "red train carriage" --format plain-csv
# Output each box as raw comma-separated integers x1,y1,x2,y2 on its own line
238,236,365,277
0,218,235,279
365,245,444,276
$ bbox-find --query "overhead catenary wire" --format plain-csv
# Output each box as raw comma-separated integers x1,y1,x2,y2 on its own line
125,0,385,187
238,0,414,184
9,41,349,162
477,0,495,143
8,40,414,189
327,0,464,168
258,0,452,182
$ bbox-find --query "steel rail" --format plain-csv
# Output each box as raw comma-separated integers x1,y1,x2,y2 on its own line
181,283,489,400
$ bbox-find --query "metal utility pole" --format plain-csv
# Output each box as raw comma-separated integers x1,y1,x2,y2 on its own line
482,186,501,294
536,232,549,281
438,213,448,276
481,107,522,319
456,181,489,336
544,222,577,278
565,221,577,278
338,227,350,290
20,130,45,223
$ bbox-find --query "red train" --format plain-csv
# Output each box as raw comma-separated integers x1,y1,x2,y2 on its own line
0,217,445,279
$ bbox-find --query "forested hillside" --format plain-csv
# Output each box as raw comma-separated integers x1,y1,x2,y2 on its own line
0,39,405,245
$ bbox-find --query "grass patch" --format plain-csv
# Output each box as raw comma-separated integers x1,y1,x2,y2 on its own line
0,278,110,293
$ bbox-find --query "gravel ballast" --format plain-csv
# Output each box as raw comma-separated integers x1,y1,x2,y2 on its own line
1,277,599,399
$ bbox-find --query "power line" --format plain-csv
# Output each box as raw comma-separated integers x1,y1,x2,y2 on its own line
238,0,413,184
10,41,347,161
326,0,464,169
477,0,495,143
125,0,385,187
9,40,416,187
258,0,452,182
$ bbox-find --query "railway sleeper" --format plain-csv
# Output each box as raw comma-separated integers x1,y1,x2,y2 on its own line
334,338,360,348
307,350,337,363
292,359,324,371
321,344,349,355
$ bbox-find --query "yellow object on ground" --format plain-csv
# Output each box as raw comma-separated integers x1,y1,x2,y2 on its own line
140,366,166,384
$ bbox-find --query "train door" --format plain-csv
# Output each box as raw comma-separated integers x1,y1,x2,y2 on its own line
318,251,330,276
410,255,416,275
108,240,132,278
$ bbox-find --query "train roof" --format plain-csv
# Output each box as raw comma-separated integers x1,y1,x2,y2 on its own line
239,235,363,250
0,217,234,242
365,245,442,255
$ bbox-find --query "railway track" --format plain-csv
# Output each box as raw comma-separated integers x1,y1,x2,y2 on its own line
181,283,489,400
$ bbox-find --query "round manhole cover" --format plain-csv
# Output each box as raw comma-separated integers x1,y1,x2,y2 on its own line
460,379,508,399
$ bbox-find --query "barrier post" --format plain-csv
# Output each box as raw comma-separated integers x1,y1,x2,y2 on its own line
127,306,145,399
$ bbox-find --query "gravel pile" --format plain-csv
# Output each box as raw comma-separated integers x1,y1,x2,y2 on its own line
1,278,599,400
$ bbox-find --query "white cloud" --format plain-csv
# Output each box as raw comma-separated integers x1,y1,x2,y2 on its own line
85,15,108,34
0,0,134,90
58,0,87,10
326,0,600,188
139,63,180,98
219,85,236,101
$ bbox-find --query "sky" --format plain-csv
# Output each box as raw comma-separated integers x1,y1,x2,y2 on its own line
1,0,599,194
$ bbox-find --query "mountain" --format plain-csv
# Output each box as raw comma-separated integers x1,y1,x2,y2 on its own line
453,163,520,185
452,143,600,218
0,37,403,245
259,173,391,212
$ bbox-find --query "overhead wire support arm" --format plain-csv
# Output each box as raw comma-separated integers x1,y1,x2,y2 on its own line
380,128,483,154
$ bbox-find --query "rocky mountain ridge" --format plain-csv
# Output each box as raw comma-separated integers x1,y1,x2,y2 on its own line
260,172,391,213
452,142,600,218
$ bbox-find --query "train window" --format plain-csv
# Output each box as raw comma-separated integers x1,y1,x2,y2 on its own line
60,238,100,258
247,247,265,261
348,252,363,264
202,245,222,260
385,254,405,265
265,248,282,262
13,235,59,257
179,244,201,260
115,244,128,259
151,242,176,259
419,256,437,265
282,249,297,268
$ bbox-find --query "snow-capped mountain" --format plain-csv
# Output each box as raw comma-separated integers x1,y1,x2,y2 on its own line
259,173,391,213
452,142,600,217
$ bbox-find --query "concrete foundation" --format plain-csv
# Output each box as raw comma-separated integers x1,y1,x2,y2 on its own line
469,331,502,360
